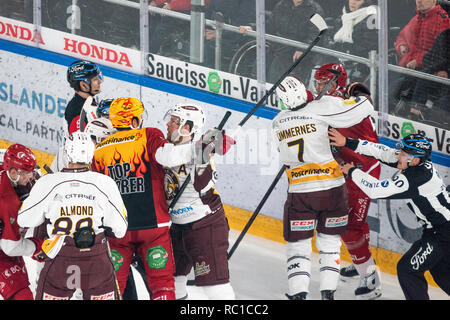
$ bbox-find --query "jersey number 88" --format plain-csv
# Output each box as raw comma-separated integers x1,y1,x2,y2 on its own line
51,217,93,235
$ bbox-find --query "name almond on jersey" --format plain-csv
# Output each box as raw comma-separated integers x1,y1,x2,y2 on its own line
60,205,93,216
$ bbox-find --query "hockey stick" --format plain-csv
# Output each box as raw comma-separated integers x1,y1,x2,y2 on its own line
228,13,328,140
168,110,232,210
226,70,341,261
43,164,53,174
79,95,93,132
105,238,123,300
227,164,287,260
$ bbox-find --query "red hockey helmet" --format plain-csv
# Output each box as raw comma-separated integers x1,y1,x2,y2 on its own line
3,144,37,172
314,63,347,89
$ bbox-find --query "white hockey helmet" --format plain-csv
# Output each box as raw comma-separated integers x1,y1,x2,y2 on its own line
64,132,95,164
276,75,309,110
84,118,117,144
165,104,206,136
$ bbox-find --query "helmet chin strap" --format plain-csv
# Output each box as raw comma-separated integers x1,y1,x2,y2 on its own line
6,170,20,187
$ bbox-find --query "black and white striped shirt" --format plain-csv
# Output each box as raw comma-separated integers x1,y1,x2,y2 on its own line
346,139,450,229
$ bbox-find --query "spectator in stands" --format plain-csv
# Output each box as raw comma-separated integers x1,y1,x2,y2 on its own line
203,0,256,70
331,0,378,58
149,0,211,55
241,0,324,83
409,28,450,129
326,0,378,83
395,0,449,70
390,0,449,116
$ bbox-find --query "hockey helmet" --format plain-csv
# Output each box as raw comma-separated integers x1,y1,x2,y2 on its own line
67,60,103,90
109,97,145,129
396,133,432,162
276,75,311,110
97,99,113,118
3,144,36,172
314,63,347,89
84,118,117,144
64,132,95,164
164,104,206,136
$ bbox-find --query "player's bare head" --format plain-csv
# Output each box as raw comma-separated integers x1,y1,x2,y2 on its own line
109,97,146,130
64,132,95,165
164,104,205,143
276,75,312,110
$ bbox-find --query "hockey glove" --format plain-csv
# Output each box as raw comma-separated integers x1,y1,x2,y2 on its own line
195,130,236,163
29,237,45,262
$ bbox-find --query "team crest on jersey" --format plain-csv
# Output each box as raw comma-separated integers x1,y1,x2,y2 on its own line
164,168,180,201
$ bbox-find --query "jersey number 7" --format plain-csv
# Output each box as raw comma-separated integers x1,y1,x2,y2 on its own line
287,138,305,162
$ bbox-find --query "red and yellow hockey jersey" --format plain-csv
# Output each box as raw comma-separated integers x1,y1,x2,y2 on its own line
92,127,170,230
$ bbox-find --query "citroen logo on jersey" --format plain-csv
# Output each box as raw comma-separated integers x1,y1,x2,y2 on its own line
164,168,180,201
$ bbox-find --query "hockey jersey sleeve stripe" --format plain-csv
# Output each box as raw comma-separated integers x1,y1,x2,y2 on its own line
91,183,128,226
317,98,367,117
412,196,450,226
437,193,450,211
19,179,127,227
350,169,410,199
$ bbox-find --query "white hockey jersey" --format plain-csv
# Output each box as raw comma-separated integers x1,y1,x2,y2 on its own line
18,169,128,240
272,95,374,193
164,161,221,225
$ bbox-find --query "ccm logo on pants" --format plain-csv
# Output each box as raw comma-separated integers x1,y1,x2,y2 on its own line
325,216,348,228
291,220,316,231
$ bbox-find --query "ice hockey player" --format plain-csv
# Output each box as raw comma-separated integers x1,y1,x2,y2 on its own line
91,97,212,300
329,130,450,300
85,117,117,145
65,60,102,134
0,144,44,300
314,63,382,300
18,132,128,300
163,104,235,300
273,75,374,300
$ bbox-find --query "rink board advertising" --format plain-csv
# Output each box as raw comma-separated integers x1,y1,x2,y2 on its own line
0,16,449,258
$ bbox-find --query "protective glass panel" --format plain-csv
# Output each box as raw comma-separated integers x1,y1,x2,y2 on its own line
0,0,33,23
41,0,140,49
388,0,450,131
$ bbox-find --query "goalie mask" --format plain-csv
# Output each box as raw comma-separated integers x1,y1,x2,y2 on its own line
276,76,312,110
84,118,117,144
64,132,95,164
164,104,206,137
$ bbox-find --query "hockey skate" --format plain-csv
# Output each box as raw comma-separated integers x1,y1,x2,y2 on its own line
355,267,382,300
339,264,359,281
285,292,307,300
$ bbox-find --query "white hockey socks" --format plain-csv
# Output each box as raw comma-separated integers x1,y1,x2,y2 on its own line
202,282,235,300
174,275,188,300
354,256,376,277
316,233,341,292
286,239,312,295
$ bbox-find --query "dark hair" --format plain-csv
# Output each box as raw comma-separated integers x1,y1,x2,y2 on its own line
345,0,375,12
